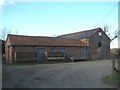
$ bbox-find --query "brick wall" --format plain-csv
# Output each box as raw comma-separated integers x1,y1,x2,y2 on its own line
89,30,110,59
6,45,85,63
66,47,82,58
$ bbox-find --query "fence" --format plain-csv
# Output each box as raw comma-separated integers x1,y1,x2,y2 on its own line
111,49,120,73
112,59,119,73
15,52,38,63
46,52,65,60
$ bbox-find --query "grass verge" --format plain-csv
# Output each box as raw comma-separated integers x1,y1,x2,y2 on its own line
103,72,120,87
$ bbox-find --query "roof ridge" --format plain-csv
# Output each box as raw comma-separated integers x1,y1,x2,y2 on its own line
8,34,53,38
58,27,101,37
8,34,85,41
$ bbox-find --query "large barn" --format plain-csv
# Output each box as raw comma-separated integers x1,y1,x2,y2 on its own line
58,28,110,59
5,27,110,64
5,34,88,64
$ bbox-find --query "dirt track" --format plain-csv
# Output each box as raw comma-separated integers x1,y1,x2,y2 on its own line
2,60,116,88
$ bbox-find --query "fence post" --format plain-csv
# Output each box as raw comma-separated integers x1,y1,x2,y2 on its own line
15,52,17,64
118,58,120,84
112,59,115,74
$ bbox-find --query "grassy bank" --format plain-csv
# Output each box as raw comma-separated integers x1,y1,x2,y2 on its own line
103,72,120,87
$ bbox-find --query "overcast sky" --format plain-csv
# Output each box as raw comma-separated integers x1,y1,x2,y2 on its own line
0,0,119,48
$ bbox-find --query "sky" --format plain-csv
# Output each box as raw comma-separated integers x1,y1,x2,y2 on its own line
0,0,119,48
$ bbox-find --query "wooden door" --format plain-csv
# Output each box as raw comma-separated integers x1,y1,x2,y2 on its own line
38,48,46,63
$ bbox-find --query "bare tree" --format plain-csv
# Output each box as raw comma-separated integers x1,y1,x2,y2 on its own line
103,25,120,42
0,27,19,40
0,27,11,40
110,29,120,42
103,24,111,33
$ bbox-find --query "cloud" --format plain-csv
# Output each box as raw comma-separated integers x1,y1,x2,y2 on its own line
0,0,16,30
0,0,5,6
0,0,15,12
7,0,15,5
0,0,4,12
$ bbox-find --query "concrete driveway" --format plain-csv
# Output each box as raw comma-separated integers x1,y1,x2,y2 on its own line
2,60,116,88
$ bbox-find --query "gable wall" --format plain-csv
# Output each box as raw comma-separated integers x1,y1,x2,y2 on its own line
5,37,10,63
89,30,110,59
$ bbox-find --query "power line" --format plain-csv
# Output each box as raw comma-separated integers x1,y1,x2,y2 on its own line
96,2,117,26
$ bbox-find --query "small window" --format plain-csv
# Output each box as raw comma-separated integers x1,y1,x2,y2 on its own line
60,48,65,52
99,32,102,36
98,33,102,47
51,48,56,52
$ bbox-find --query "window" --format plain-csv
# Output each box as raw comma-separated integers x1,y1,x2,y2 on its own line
98,31,102,47
60,48,65,52
99,32,102,36
51,48,56,52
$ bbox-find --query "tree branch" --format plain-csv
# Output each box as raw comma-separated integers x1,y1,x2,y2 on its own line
110,30,120,42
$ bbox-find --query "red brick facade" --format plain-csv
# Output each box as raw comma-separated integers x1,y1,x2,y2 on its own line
5,35,87,64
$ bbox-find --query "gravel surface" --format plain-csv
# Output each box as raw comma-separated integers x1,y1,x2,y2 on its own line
2,60,116,88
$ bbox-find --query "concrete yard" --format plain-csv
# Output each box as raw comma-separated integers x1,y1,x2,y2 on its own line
2,60,117,88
